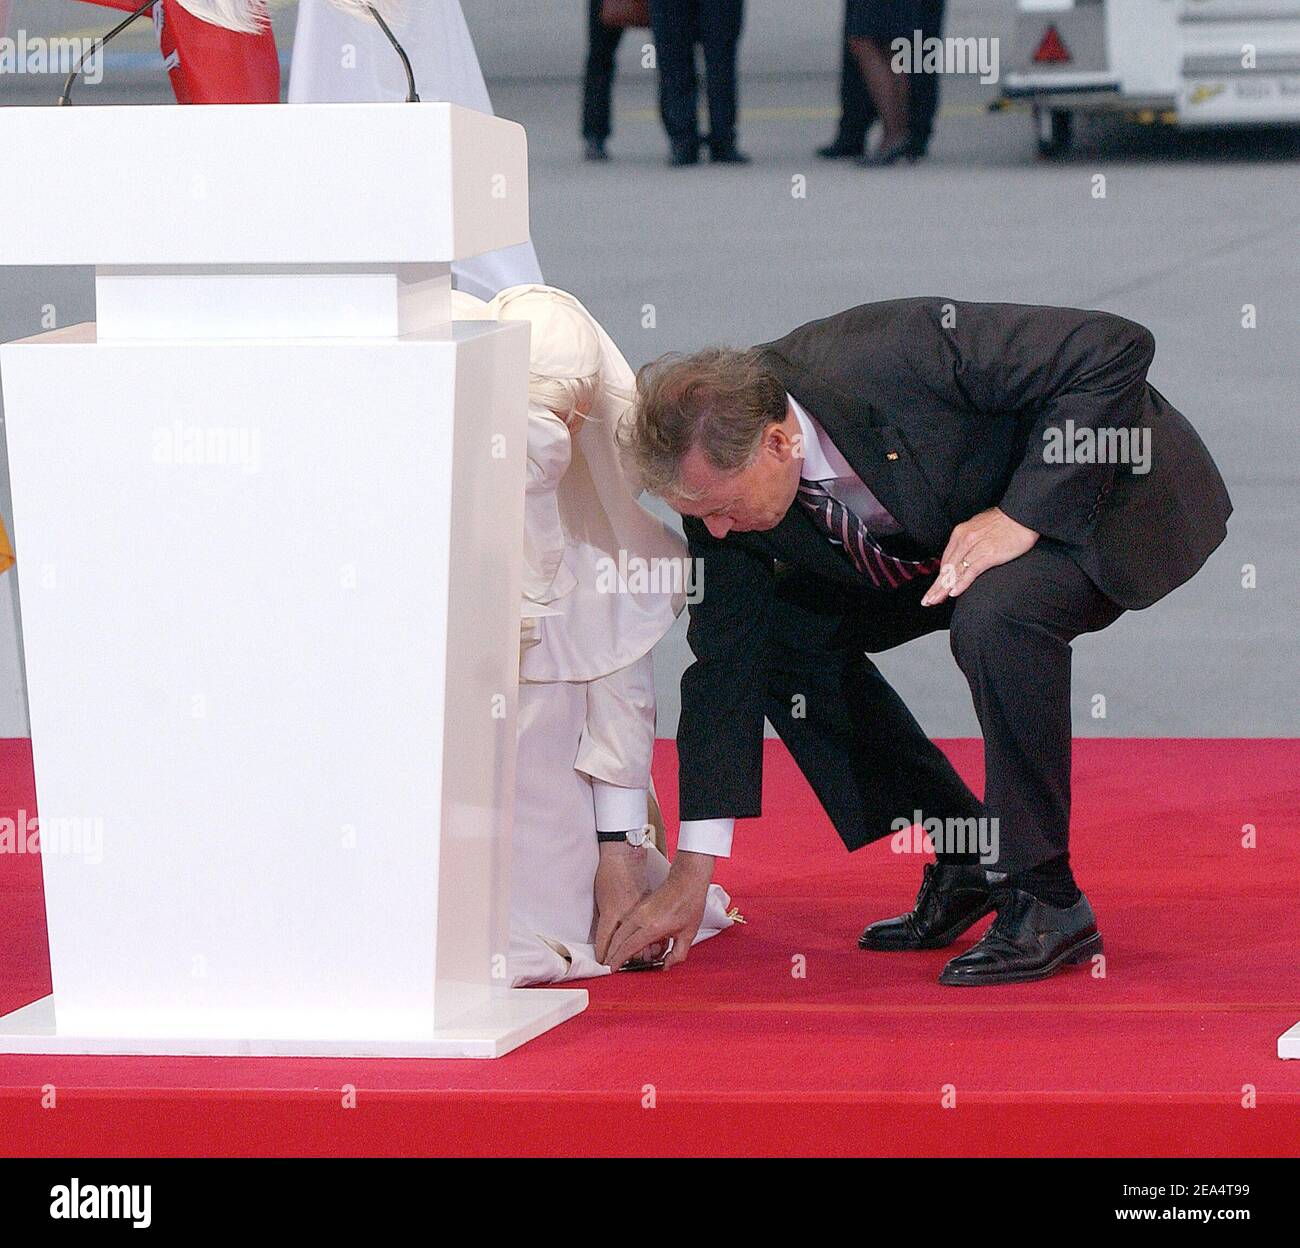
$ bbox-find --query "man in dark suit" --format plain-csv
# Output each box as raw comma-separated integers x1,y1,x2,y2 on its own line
607,298,1231,984
650,0,749,165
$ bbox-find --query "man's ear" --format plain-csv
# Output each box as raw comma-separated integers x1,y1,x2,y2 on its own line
765,419,800,463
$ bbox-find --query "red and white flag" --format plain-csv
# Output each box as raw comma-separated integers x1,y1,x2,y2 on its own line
76,0,280,103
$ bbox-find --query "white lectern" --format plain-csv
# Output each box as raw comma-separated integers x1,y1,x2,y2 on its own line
0,102,587,1058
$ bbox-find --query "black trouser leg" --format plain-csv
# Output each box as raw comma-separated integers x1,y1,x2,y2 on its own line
650,0,702,148
947,544,1124,876
906,0,946,150
765,571,983,852
582,0,625,140
836,30,875,148
697,0,745,150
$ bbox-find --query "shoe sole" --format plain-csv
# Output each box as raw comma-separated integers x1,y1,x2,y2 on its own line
937,931,1104,987
858,898,997,952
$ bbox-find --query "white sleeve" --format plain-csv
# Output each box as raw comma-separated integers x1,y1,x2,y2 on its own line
591,781,650,834
575,652,655,792
676,818,735,858
521,406,572,606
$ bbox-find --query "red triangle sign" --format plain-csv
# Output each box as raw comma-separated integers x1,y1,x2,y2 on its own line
1033,26,1071,64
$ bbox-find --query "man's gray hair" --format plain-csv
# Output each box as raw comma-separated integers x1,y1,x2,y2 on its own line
620,347,787,500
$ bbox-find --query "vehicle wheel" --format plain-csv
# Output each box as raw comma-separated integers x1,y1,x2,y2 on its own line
1034,106,1073,157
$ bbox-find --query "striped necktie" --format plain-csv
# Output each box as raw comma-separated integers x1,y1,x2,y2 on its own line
796,480,940,590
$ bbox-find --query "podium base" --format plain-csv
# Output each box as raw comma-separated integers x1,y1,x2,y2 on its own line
0,989,588,1060
1279,1021,1300,1059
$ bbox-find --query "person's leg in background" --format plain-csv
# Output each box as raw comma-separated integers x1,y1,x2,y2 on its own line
582,0,626,160
819,12,877,159
905,0,946,156
940,542,1125,984
846,1,912,165
650,0,703,164
697,0,748,162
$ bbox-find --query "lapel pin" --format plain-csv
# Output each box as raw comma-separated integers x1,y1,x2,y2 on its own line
886,451,899,461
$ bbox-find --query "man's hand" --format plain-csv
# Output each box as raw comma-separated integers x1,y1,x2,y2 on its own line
602,850,715,971
593,841,650,964
922,506,1039,607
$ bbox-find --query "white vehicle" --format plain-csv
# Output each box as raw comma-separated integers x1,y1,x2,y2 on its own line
998,0,1300,155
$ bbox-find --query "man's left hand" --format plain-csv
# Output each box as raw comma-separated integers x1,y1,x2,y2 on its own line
922,507,1040,607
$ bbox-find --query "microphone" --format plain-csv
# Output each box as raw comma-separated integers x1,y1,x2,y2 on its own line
59,0,158,107
364,4,419,103
325,2,419,103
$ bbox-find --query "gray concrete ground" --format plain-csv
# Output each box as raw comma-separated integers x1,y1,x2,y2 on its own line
0,1,1295,738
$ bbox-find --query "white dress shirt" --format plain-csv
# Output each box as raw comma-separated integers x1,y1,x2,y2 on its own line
676,394,900,858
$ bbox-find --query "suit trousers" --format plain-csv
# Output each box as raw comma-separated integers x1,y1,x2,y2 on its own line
583,0,625,141
649,0,745,149
765,541,1124,874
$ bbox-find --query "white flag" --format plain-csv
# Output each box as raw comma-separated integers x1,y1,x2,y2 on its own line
288,0,544,300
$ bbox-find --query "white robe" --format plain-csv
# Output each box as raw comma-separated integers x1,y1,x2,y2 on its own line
486,287,737,985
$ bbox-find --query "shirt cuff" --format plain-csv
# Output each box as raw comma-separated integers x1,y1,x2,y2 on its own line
592,782,648,834
676,818,735,858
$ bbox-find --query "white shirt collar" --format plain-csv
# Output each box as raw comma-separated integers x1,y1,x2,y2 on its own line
788,393,853,482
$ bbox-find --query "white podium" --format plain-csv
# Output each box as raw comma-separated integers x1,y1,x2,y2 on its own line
0,102,587,1058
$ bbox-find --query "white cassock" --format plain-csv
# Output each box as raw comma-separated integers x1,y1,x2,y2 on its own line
288,0,543,299
460,285,737,985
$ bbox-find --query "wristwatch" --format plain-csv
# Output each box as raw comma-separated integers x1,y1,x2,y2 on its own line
596,826,649,847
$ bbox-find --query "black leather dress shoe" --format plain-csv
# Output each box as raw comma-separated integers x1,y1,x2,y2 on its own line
707,142,751,164
859,863,994,951
939,888,1102,986
668,141,700,166
584,138,608,161
816,138,864,160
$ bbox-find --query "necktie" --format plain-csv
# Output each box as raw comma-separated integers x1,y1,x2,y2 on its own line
797,480,940,590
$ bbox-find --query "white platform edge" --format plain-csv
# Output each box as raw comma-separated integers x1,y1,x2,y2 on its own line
1278,1020,1300,1059
0,990,587,1060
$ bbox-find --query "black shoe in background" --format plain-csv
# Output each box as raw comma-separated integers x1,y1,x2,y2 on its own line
668,140,700,166
938,888,1103,986
584,137,608,161
707,143,751,164
855,137,919,168
859,862,995,951
817,138,864,160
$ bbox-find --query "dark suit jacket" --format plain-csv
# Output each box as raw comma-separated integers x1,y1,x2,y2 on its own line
677,297,1232,822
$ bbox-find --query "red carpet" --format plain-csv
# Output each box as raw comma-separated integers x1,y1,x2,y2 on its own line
1,736,1297,1156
